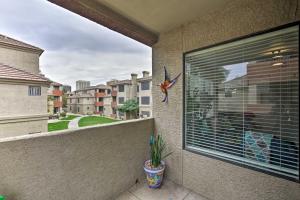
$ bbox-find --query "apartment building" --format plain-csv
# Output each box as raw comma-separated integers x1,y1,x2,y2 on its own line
67,84,111,115
107,72,152,120
76,80,90,90
67,72,152,119
0,34,49,138
47,82,63,114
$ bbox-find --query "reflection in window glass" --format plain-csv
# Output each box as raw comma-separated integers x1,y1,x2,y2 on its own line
184,25,299,179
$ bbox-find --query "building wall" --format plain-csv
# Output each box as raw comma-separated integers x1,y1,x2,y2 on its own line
0,118,153,200
0,83,48,137
0,83,48,116
103,96,112,116
0,46,40,74
152,0,300,199
0,119,48,138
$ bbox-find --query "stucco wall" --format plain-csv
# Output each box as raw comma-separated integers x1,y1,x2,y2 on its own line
0,46,40,74
0,119,48,138
0,83,48,137
152,0,300,199
0,83,48,116
0,118,153,200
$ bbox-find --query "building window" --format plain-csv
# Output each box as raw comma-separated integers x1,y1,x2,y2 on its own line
141,81,150,90
107,89,111,94
87,98,89,101
118,97,125,104
77,107,80,112
141,96,150,105
118,85,124,92
184,24,299,180
87,107,89,110
137,85,139,92
28,86,41,96
77,98,80,103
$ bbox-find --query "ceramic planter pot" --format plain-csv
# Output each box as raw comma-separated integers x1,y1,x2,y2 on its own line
143,160,165,188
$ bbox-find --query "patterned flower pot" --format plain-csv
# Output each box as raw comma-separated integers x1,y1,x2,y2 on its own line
144,160,165,189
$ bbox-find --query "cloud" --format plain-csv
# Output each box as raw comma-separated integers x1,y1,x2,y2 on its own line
0,0,152,90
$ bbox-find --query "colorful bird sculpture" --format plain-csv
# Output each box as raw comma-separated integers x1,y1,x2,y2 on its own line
159,66,181,103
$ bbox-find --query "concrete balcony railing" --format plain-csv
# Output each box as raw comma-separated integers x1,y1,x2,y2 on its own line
0,118,153,199
53,100,62,107
95,101,104,107
95,92,106,98
111,90,117,97
52,90,63,96
111,101,117,108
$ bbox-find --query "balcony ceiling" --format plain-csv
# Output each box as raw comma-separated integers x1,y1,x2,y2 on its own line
49,0,231,46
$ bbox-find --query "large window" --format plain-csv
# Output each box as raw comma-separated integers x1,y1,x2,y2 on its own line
184,24,299,180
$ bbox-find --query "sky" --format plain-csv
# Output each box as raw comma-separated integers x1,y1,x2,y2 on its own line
0,0,152,90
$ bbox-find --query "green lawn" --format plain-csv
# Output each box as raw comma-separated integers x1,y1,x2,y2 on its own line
78,116,117,127
48,121,70,132
60,115,78,121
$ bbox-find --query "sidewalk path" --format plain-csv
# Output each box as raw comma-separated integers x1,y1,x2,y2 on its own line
68,116,83,129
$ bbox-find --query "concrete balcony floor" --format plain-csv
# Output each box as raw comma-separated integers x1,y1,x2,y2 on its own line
116,179,208,200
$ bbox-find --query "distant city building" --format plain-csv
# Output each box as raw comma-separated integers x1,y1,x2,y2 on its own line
76,80,90,90
0,34,50,138
67,71,152,120
62,84,71,93
47,82,63,114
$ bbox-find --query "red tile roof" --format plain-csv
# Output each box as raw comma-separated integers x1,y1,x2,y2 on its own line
0,63,50,83
0,34,43,53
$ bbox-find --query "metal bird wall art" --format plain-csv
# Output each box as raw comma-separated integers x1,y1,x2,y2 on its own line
159,66,181,103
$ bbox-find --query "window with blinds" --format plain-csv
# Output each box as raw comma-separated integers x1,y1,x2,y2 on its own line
184,25,299,180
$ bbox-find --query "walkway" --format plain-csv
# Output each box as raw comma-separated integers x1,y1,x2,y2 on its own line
116,179,208,200
68,116,83,129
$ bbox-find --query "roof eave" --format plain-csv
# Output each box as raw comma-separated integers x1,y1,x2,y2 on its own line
48,0,158,47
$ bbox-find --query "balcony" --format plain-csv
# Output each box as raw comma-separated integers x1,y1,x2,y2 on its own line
52,90,63,96
0,119,153,199
95,92,106,98
111,101,117,108
111,90,117,97
53,100,62,107
95,101,104,106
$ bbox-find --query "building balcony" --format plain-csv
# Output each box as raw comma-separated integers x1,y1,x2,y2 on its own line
95,101,104,106
111,101,117,108
95,92,106,98
52,90,63,96
53,100,62,107
111,90,117,97
0,119,154,199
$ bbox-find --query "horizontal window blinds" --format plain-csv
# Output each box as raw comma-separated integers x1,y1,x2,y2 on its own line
184,25,299,179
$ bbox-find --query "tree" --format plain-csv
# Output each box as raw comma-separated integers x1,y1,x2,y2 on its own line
62,94,68,108
117,99,139,119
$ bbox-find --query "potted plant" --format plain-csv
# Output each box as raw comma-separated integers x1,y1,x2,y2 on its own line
144,134,171,188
